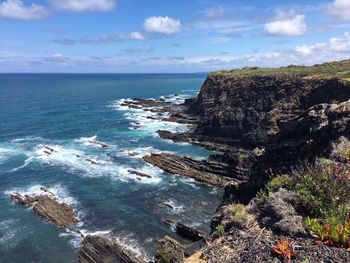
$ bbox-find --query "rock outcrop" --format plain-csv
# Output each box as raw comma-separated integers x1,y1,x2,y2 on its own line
155,236,184,263
261,189,306,237
143,153,235,187
79,235,144,263
10,190,78,228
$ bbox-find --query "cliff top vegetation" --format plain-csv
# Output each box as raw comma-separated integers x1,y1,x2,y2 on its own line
211,59,350,79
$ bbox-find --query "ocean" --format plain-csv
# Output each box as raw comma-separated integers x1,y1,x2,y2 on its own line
0,74,223,262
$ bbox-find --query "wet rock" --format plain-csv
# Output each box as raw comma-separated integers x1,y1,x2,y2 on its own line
155,236,184,263
175,223,205,242
128,170,152,179
261,188,306,237
79,235,144,263
10,192,78,228
143,153,234,187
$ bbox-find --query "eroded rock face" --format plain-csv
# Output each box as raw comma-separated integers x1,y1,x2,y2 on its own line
191,76,350,148
143,153,235,187
10,191,78,228
155,236,184,263
79,235,144,263
261,188,306,237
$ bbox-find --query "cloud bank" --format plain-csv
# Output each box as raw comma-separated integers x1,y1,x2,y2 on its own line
0,0,48,20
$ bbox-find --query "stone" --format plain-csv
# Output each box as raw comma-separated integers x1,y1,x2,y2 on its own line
261,188,306,237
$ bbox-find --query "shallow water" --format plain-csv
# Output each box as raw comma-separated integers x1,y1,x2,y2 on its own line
0,74,223,262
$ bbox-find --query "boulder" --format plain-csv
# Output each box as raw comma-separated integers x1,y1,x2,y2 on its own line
261,188,306,237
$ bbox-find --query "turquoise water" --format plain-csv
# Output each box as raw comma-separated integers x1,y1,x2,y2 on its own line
0,74,223,262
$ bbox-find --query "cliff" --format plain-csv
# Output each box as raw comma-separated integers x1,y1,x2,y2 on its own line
154,59,350,262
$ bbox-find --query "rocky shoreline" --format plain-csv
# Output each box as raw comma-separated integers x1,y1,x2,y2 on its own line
120,60,350,262
7,60,350,262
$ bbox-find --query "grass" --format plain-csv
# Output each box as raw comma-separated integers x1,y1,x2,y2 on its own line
210,59,350,79
231,204,250,227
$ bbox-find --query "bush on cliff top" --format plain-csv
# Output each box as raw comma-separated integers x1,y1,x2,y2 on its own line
210,59,350,79
256,159,350,223
292,160,350,222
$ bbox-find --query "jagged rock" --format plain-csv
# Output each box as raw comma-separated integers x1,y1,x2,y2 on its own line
175,223,205,242
191,75,350,148
128,170,152,179
143,153,234,187
79,235,144,263
183,239,207,258
329,136,350,163
155,236,184,263
261,188,306,237
10,192,78,228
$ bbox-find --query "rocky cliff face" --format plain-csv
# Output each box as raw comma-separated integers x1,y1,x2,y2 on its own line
191,75,350,149
184,74,350,201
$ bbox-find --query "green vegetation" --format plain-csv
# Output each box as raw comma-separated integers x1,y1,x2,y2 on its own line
291,161,350,222
306,217,350,250
210,59,350,79
231,204,250,227
256,159,350,250
215,224,225,236
256,175,293,204
156,248,171,263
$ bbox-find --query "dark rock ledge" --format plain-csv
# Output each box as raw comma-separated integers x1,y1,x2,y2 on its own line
79,235,144,263
10,190,78,228
143,153,235,187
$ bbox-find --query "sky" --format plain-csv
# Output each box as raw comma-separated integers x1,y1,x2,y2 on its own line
0,0,350,73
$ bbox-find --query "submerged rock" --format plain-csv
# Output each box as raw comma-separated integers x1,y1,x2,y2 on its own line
10,192,78,228
79,235,144,263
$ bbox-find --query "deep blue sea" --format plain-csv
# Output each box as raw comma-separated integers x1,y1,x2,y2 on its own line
0,74,222,262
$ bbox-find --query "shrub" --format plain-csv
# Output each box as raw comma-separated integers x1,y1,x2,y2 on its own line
272,239,296,261
306,217,350,250
256,175,293,204
291,160,350,222
215,224,225,236
231,204,250,227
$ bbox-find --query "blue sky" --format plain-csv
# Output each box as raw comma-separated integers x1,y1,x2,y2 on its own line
0,0,350,72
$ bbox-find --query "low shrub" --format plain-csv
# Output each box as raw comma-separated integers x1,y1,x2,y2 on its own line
231,204,250,227
215,224,225,236
291,160,350,222
306,217,350,250
256,175,293,204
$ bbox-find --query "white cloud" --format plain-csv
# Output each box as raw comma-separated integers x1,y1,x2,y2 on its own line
265,15,307,36
130,31,144,40
0,0,47,20
54,31,144,45
143,16,181,35
50,0,116,12
204,6,227,18
295,32,350,57
329,0,350,20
